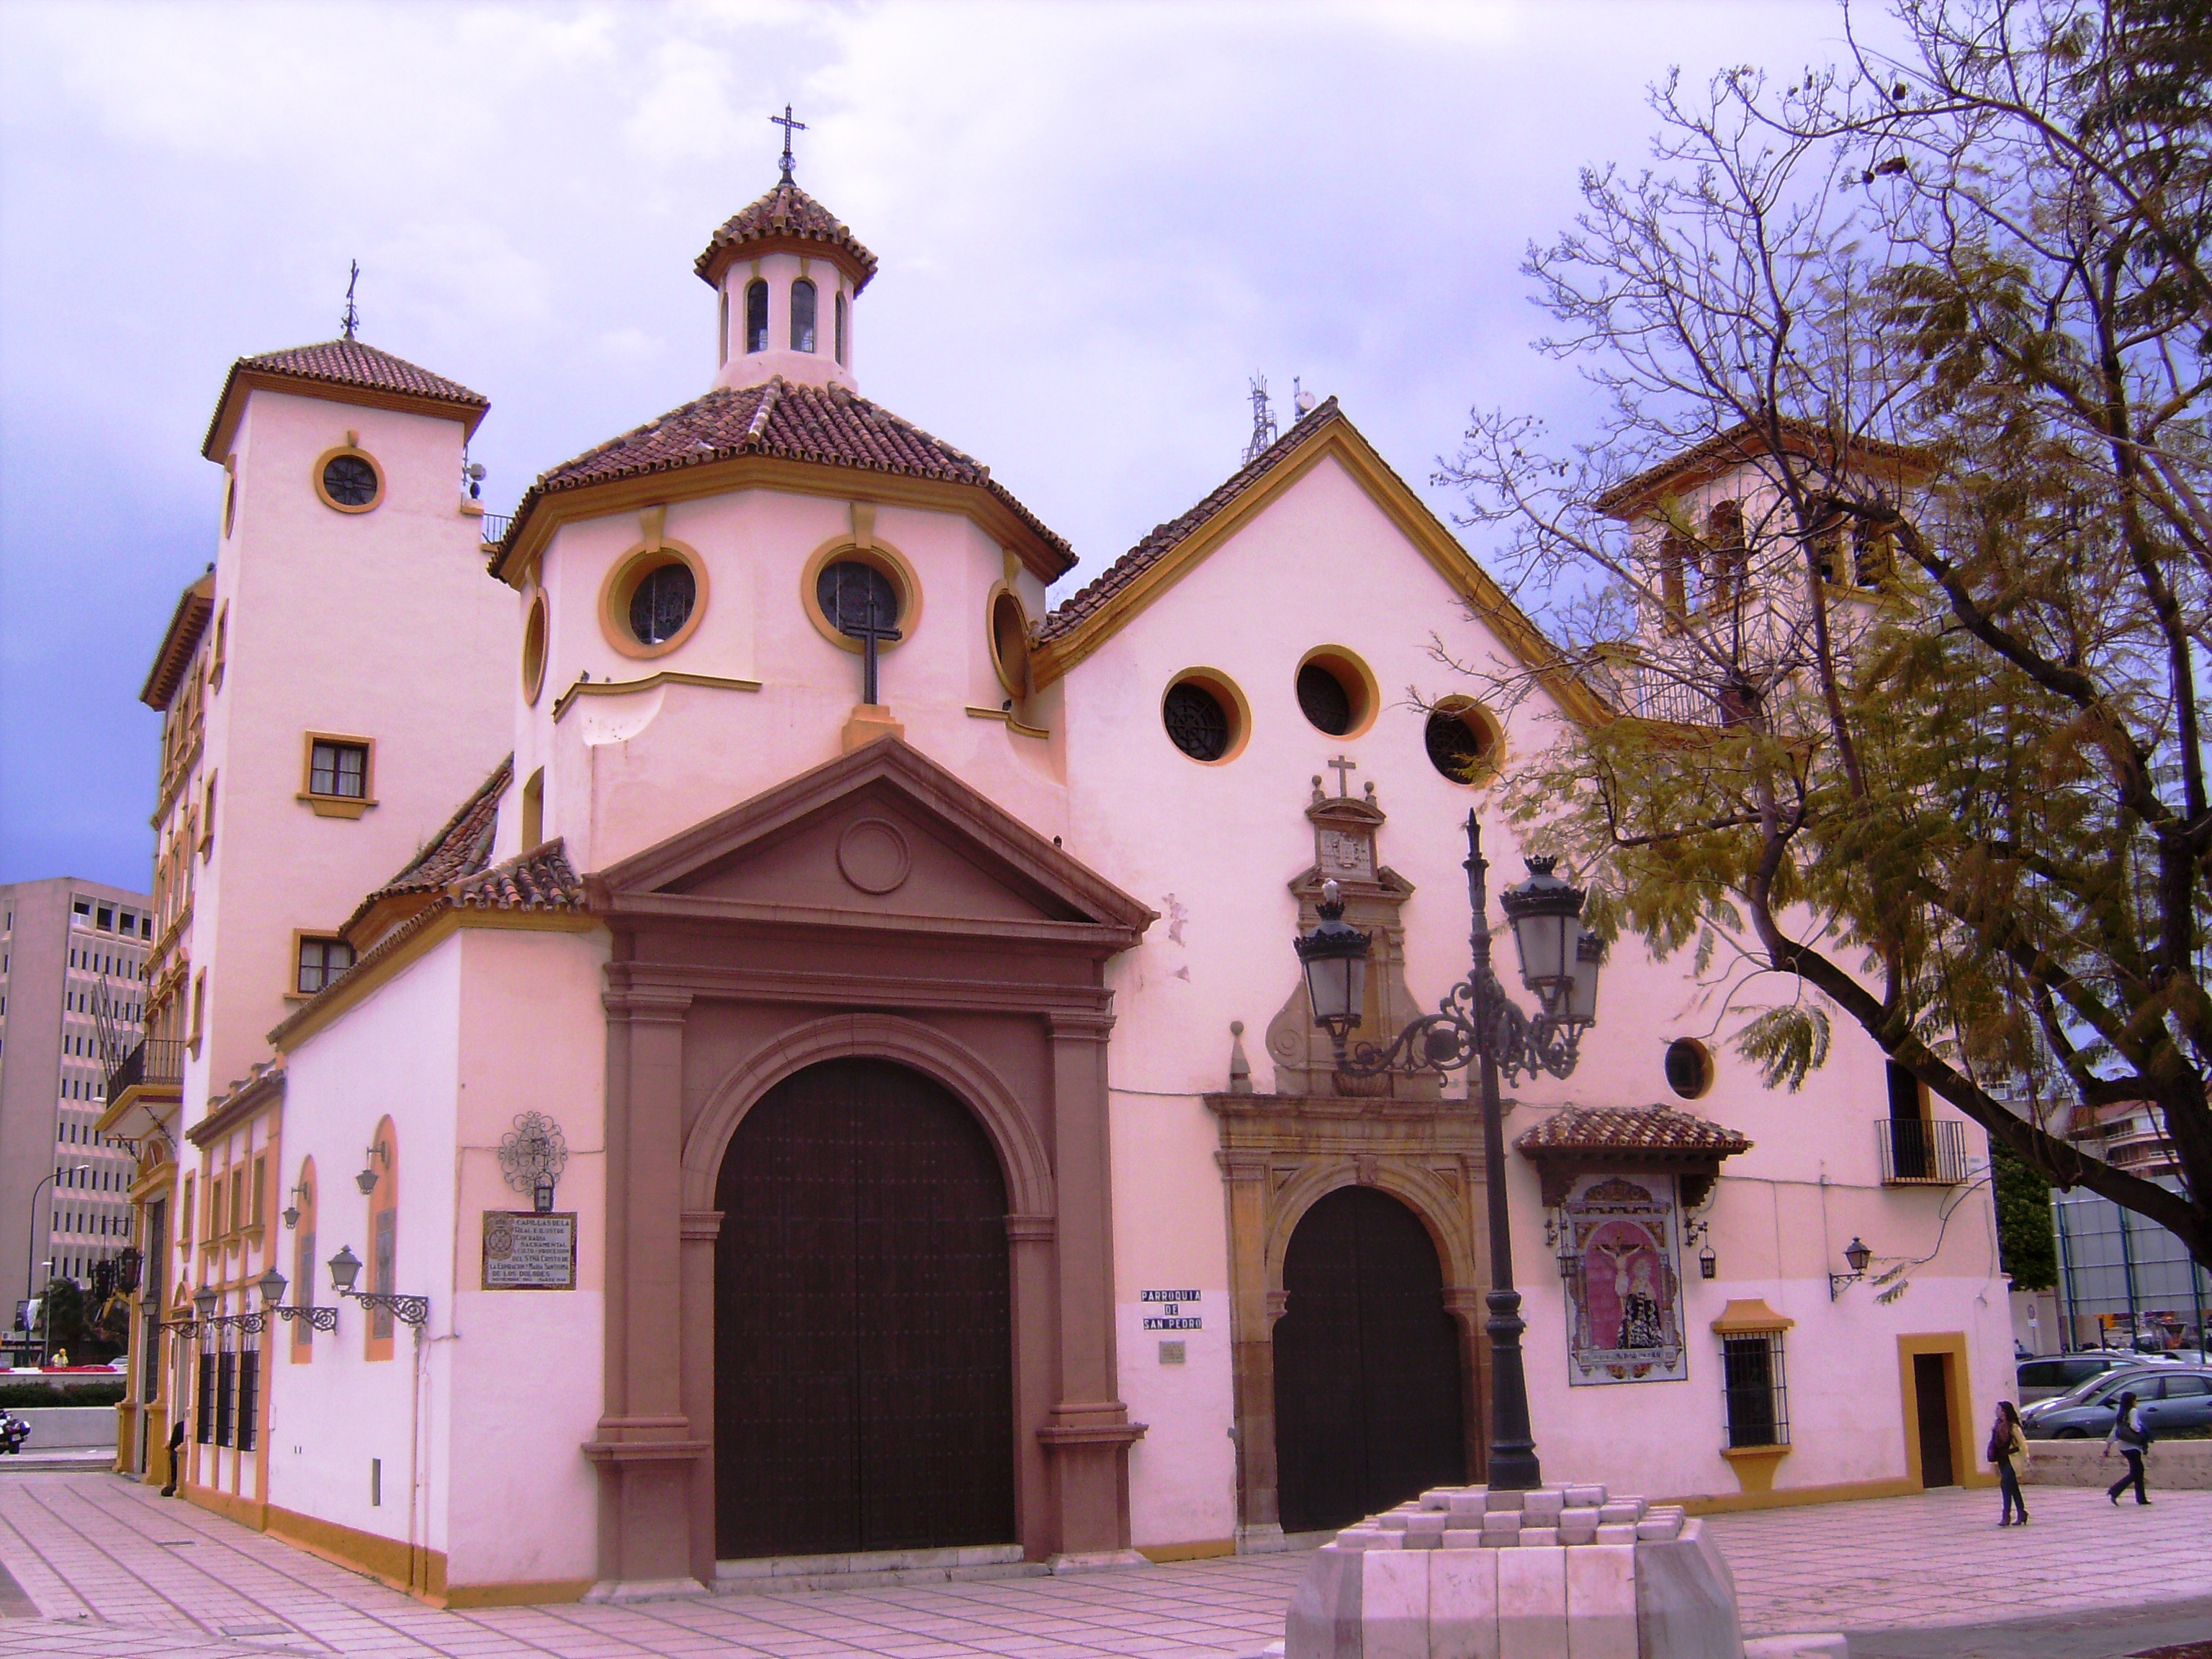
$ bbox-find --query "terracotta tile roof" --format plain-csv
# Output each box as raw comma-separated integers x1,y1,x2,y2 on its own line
1592,416,1929,519
272,835,584,1051
493,377,1071,575
694,181,879,293
346,756,513,933
202,337,489,457
140,571,214,710
1038,396,1341,644
1515,1104,1753,1159
453,840,585,913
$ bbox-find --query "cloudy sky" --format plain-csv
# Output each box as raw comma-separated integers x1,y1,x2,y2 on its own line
0,0,1888,891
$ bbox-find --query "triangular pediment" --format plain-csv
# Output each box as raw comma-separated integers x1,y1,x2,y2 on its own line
589,737,1155,946
1031,405,1613,729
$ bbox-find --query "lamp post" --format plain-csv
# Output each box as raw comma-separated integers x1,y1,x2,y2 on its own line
1828,1236,1874,1300
23,1166,90,1367
1294,812,1603,1491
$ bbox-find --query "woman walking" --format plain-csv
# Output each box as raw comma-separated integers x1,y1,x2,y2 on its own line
1988,1401,2031,1525
2104,1389,2152,1506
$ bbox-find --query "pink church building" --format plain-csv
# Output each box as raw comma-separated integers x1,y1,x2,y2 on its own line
102,163,2012,1608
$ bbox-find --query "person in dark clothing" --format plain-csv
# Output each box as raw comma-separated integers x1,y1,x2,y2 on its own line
2104,1390,2152,1506
1989,1401,2030,1525
158,1419,186,1498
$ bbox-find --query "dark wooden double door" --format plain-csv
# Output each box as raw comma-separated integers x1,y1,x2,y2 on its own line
1274,1185,1467,1532
714,1058,1015,1560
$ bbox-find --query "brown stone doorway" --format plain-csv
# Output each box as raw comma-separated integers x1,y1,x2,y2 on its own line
713,1058,1017,1560
1273,1186,1466,1533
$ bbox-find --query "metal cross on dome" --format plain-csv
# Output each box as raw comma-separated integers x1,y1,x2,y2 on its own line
770,104,807,184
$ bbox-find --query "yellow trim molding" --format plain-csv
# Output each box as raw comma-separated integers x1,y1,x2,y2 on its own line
1677,1475,1919,1516
492,458,1071,591
271,906,601,1051
966,706,1049,740
801,531,922,657
299,731,377,818
1163,667,1252,766
1897,1331,1993,1491
552,670,763,724
1710,1298,1795,1335
1027,418,1614,730
1138,1538,1236,1563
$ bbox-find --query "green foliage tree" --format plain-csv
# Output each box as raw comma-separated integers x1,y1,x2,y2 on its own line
1439,0,2211,1262
1990,1137,2058,1291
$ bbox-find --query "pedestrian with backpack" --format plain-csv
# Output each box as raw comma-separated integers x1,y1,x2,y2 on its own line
2103,1389,2152,1506
1987,1401,2031,1525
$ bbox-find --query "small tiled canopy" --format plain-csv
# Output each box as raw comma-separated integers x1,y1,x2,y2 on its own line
1514,1104,1753,1208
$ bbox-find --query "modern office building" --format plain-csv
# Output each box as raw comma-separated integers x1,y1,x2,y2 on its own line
0,877,152,1346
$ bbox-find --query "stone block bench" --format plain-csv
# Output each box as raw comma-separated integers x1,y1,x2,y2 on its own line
1285,1480,1829,1659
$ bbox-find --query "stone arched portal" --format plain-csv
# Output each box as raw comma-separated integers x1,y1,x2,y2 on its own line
1207,1089,1489,1550
712,1057,1016,1560
583,739,1155,1599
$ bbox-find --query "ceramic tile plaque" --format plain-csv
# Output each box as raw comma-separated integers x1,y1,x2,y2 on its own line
1561,1174,1686,1385
481,1210,577,1290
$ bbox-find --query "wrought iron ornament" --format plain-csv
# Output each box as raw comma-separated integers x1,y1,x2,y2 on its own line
498,1111,570,1211
770,103,807,184
1322,822,1588,1087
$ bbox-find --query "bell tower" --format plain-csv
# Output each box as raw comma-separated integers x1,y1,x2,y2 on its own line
695,110,877,396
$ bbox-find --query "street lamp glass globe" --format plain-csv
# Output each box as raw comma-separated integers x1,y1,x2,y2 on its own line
257,1266,289,1308
1843,1236,1873,1273
1498,857,1586,998
192,1285,218,1322
1567,930,1604,1025
1295,880,1371,1030
327,1244,363,1294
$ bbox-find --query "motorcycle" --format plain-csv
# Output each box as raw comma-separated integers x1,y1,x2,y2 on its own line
0,1412,30,1455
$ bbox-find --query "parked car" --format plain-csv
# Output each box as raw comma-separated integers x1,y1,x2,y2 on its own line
2017,1352,2144,1403
2020,1365,2212,1439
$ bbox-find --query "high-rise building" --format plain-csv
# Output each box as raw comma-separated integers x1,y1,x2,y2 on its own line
0,877,153,1347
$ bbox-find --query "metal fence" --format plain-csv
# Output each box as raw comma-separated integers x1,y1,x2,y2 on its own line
479,512,513,545
1879,1118,1971,1185
2053,1175,2211,1354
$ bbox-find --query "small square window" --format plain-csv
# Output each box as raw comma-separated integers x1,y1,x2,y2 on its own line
309,741,368,799
296,937,356,997
96,908,114,932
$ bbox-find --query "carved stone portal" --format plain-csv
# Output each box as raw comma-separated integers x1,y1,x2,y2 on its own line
1264,777,1438,1099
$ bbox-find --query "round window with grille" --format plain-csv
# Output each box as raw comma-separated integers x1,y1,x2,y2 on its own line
817,560,901,638
629,562,696,645
1164,680,1231,761
1297,662,1353,735
1424,701,1496,783
1665,1038,1714,1100
315,449,382,513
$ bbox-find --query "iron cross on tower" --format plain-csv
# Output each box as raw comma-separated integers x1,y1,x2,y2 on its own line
770,104,806,184
852,587,899,706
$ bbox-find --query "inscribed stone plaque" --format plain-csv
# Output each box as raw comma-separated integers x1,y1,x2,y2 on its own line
480,1210,577,1290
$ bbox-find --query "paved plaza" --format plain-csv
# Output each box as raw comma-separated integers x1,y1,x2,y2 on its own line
0,1473,2204,1658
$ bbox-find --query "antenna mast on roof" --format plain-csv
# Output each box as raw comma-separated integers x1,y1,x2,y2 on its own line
770,104,807,185
1243,375,1277,465
341,261,361,341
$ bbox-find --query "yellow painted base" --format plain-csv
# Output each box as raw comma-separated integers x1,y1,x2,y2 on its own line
1719,1445,1790,1496
1137,1538,1236,1563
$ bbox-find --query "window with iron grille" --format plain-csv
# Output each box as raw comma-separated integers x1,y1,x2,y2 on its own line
213,1345,235,1448
307,740,367,799
195,1339,215,1444
236,1343,259,1453
1722,1332,1789,1447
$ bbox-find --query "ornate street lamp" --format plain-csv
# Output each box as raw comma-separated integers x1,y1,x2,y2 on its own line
326,1244,429,1328
1294,811,1603,1491
1828,1236,1874,1300
257,1264,337,1333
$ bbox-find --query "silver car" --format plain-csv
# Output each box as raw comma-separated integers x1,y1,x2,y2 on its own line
2019,1365,2212,1439
2016,1352,2141,1403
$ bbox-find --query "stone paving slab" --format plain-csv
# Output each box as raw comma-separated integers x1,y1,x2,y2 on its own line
0,1474,2207,1657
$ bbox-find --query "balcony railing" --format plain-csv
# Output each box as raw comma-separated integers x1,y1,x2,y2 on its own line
107,1038,186,1102
1624,675,1725,727
1878,1118,1970,1185
479,512,513,546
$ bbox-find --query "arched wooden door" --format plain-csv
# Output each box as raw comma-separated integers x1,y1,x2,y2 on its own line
1273,1185,1465,1532
714,1058,1015,1560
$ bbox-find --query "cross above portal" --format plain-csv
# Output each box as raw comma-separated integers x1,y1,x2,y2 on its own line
1327,754,1357,796
770,104,807,185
